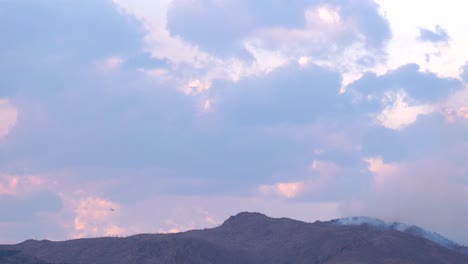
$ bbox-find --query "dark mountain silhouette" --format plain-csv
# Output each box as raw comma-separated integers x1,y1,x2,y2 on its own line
0,249,54,264
1,212,467,264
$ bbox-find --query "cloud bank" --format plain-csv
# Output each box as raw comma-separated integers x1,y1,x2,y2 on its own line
0,0,467,245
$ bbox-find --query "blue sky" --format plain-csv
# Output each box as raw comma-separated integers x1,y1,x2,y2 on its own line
1,0,468,244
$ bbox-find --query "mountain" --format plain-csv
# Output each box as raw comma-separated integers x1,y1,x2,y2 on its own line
333,216,468,254
0,249,54,264
1,212,467,264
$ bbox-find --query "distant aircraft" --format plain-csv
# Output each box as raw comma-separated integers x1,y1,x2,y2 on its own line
110,208,115,211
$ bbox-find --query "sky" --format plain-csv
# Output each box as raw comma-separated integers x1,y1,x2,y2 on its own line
1,0,468,245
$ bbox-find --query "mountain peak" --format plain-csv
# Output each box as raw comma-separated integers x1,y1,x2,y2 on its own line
222,212,269,226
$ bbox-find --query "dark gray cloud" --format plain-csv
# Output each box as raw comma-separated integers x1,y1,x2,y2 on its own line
417,25,450,43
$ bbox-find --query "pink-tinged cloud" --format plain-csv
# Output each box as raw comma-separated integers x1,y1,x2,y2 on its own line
443,106,468,122
0,176,19,195
0,174,46,196
258,160,342,199
69,196,123,238
258,181,305,199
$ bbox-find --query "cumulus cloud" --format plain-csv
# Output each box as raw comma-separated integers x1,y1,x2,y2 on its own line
113,0,392,95
348,64,462,105
376,90,434,130
71,196,123,238
418,25,451,44
166,0,391,56
0,0,467,246
211,64,345,125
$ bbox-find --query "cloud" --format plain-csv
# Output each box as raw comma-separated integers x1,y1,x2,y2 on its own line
0,192,62,222
348,64,462,106
0,0,144,99
362,111,468,164
0,99,18,139
0,0,467,246
258,181,305,199
418,25,451,44
166,0,391,56
96,56,125,71
113,0,392,94
376,90,434,130
0,176,18,195
71,196,122,238
0,174,47,196
212,63,346,125
0,1,142,59
459,62,468,82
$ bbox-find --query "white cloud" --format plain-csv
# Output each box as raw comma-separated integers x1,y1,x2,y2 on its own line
298,56,310,66
376,90,434,130
316,7,341,24
0,99,18,139
113,0,266,88
112,0,386,95
376,0,468,78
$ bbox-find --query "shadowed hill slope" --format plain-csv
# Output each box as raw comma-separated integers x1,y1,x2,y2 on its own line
1,212,467,264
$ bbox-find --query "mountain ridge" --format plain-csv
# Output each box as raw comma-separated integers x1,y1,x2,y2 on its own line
1,212,467,264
